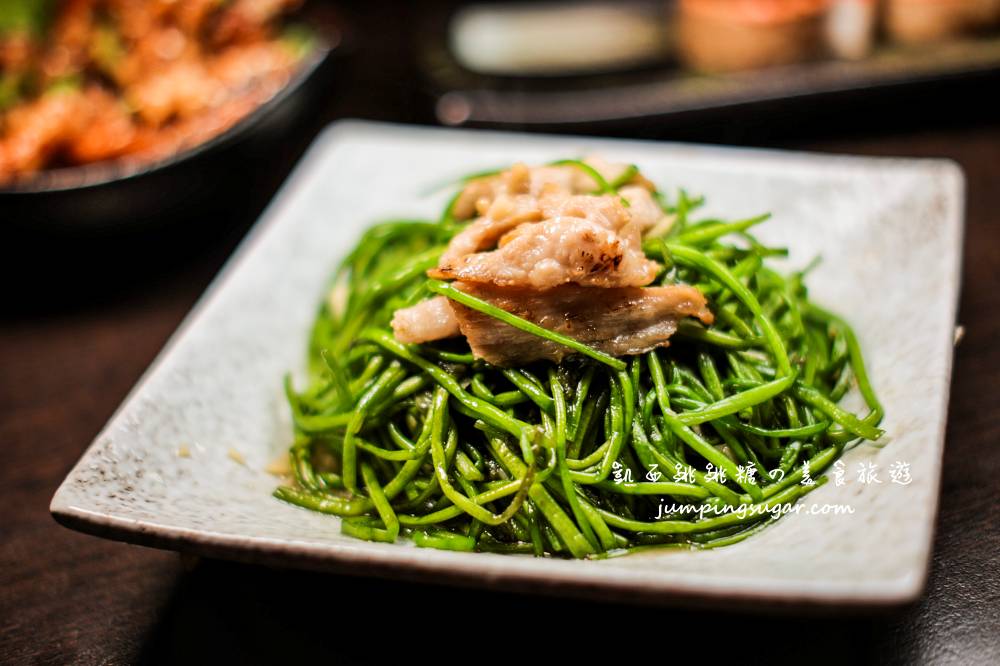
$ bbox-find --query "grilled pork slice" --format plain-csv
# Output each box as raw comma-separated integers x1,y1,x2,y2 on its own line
391,296,460,344
430,216,659,290
391,282,714,366
440,185,663,268
451,158,647,221
438,193,546,268
434,161,667,290
393,159,707,364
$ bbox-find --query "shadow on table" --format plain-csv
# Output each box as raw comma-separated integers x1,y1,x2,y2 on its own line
134,558,900,665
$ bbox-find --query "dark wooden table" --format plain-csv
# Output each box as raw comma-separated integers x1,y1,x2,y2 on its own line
2,13,999,662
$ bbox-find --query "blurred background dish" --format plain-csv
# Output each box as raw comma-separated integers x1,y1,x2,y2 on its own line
424,0,1000,130
676,0,830,72
0,0,340,232
826,0,878,60
1,0,322,182
449,2,669,76
885,0,1000,44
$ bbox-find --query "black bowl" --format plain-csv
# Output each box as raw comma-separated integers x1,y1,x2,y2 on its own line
0,24,340,235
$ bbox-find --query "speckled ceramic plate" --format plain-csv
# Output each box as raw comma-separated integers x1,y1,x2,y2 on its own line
51,121,964,608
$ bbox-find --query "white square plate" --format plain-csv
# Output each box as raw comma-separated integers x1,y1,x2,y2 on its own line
51,121,964,607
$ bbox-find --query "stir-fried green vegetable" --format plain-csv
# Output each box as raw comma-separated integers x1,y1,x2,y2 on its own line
274,162,884,558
